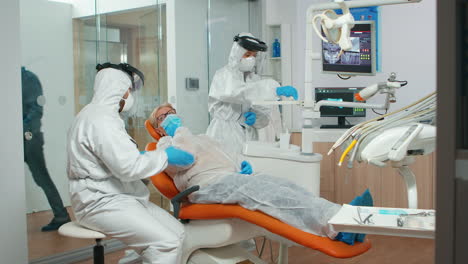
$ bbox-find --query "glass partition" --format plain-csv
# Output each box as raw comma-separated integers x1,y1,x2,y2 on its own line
22,0,261,262
207,0,263,85
22,0,168,262
75,2,167,149
20,0,96,260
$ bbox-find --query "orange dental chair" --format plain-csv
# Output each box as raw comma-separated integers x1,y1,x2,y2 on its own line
144,120,371,263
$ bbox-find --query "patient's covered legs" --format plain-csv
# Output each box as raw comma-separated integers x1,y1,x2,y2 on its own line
189,173,342,239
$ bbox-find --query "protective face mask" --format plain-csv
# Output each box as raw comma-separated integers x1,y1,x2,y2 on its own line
121,93,134,112
238,56,256,72
161,114,182,137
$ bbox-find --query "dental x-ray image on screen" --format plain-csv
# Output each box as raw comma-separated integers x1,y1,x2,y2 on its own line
321,21,376,76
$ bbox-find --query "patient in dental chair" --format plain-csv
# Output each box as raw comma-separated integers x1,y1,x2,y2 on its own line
149,104,373,245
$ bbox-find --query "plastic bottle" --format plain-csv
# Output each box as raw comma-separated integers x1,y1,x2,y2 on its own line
272,38,281,58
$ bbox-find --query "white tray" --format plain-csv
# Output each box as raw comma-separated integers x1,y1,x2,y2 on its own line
328,204,435,239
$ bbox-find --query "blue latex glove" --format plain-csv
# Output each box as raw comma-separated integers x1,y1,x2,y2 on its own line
244,111,256,126
161,114,182,137
240,161,253,174
276,86,298,100
165,146,195,167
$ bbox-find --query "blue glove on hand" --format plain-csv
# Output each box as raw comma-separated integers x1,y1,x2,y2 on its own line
240,161,253,174
161,114,182,137
165,146,195,167
276,86,298,100
244,112,257,126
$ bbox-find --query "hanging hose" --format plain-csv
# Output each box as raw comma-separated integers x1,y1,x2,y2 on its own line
338,139,357,166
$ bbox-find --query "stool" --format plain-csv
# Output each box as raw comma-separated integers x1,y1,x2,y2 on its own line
58,221,107,264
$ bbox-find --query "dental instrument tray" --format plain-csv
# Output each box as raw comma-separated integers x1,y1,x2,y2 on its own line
328,204,435,239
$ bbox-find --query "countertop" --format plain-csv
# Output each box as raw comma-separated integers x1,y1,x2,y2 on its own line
289,128,348,142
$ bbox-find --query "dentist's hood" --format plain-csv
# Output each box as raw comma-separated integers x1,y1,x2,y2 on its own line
67,67,168,185
91,68,132,111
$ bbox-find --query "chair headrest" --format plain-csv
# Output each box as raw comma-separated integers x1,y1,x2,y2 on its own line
145,120,161,141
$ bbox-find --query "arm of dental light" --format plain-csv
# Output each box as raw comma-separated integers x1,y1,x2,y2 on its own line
313,100,388,112
251,100,302,106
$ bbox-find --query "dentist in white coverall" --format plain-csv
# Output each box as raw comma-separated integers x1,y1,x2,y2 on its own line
207,32,298,156
67,63,195,264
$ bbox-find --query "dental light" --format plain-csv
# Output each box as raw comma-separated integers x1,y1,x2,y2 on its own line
312,0,355,51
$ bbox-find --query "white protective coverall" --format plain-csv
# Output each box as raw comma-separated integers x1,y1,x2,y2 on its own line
67,68,184,264
158,127,341,239
207,34,282,157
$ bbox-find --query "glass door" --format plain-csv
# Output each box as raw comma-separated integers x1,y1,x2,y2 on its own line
22,0,169,262
20,0,96,260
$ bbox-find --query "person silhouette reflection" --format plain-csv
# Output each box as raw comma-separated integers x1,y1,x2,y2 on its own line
22,66,70,231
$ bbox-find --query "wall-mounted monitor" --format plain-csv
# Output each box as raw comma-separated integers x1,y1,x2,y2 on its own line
321,21,376,76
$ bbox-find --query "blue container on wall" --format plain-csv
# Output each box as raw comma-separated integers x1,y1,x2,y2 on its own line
272,38,281,58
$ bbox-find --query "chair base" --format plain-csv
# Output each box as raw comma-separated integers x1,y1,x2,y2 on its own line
93,239,105,264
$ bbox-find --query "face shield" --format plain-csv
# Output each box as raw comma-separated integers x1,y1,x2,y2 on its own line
234,34,267,53
96,62,145,92
233,34,268,75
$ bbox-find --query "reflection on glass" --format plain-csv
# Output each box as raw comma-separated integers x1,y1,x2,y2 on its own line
36,95,46,106
74,5,167,150
20,0,94,259
21,67,71,231
18,0,263,261
58,95,67,105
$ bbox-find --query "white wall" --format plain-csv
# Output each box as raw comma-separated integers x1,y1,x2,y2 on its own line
167,0,254,134
72,0,165,18
0,0,28,263
267,0,436,128
168,0,210,134
208,0,251,83
20,0,74,212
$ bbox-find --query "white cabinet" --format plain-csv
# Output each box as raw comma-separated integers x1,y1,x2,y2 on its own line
263,24,291,86
263,23,294,130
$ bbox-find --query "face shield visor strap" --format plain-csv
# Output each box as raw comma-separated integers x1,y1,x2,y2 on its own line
233,35,268,52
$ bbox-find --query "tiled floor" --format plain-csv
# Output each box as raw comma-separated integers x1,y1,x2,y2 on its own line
73,235,434,264
27,189,169,261
27,208,97,260
28,208,434,264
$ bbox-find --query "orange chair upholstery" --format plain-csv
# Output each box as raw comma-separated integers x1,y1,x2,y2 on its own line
144,120,371,258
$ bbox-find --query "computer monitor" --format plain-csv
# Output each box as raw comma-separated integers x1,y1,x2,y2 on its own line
321,21,376,76
315,87,366,129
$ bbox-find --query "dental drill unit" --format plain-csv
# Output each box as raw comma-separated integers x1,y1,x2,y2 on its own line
253,72,407,154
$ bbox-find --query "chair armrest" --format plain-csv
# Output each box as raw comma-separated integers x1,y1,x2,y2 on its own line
171,185,200,219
